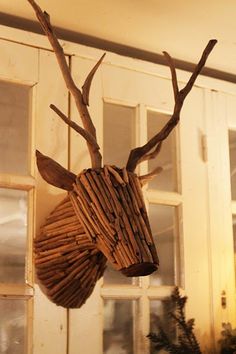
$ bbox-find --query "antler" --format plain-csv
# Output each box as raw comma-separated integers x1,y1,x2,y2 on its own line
28,0,104,168
127,39,217,173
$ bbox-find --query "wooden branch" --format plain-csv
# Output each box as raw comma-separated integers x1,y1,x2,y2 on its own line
181,40,217,99
73,167,159,275
35,196,107,308
139,142,162,164
50,104,100,150
82,53,106,106
27,0,102,168
139,167,163,186
162,52,179,101
126,39,217,172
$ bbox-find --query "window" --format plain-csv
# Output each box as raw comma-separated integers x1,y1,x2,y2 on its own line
0,80,34,354
102,102,182,353
0,37,70,354
2,29,234,354
68,54,236,353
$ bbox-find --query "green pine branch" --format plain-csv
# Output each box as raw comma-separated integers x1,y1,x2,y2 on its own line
219,322,236,354
147,287,202,354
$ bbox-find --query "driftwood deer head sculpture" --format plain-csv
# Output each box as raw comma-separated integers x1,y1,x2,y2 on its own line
28,0,216,308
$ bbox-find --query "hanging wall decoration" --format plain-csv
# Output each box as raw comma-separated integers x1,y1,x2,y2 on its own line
28,0,216,308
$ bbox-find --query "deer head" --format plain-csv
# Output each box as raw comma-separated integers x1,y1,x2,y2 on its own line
28,0,216,307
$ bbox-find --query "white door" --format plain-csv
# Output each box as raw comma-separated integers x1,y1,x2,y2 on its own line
0,36,69,354
205,89,236,340
68,51,229,353
0,38,38,354
1,26,235,354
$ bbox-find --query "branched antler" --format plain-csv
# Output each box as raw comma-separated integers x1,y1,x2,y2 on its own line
28,0,104,168
126,39,217,173
50,104,100,149
139,167,163,186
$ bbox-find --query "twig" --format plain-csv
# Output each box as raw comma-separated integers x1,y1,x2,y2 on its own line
139,142,163,164
126,40,217,172
27,0,102,168
139,167,163,186
163,52,179,101
82,53,106,106
50,104,100,150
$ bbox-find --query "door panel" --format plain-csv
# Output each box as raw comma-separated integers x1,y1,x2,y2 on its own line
180,87,214,350
33,49,69,354
206,90,236,344
69,54,214,353
0,38,69,354
0,39,38,354
1,29,236,354
0,40,38,85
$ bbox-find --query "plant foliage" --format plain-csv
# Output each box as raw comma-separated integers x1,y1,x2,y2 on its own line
147,287,202,354
219,323,236,354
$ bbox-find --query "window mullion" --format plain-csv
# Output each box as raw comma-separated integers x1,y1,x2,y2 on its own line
0,174,35,190
0,283,34,298
138,103,148,178
136,293,150,354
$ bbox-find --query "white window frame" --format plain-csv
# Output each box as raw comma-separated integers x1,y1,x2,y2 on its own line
0,24,235,354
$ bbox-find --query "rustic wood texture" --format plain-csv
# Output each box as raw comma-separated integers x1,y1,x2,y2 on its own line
70,166,159,277
36,150,76,191
126,39,217,173
34,195,107,308
28,0,103,169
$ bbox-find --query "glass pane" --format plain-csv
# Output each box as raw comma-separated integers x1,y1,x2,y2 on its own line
103,102,135,168
229,130,236,200
0,299,27,354
103,102,135,285
0,81,30,175
147,111,177,191
149,204,180,286
103,299,136,354
103,263,138,285
150,300,175,354
0,189,28,283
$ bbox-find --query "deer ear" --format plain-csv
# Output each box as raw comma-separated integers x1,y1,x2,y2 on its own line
36,150,76,191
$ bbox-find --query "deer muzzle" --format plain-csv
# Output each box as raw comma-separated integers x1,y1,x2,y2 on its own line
70,165,159,277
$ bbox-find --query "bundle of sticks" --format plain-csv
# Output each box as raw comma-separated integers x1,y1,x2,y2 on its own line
34,167,158,308
71,166,158,277
34,196,107,308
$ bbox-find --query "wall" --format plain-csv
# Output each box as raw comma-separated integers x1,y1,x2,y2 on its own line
0,0,235,80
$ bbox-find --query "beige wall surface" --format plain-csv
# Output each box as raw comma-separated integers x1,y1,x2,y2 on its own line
0,0,235,75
